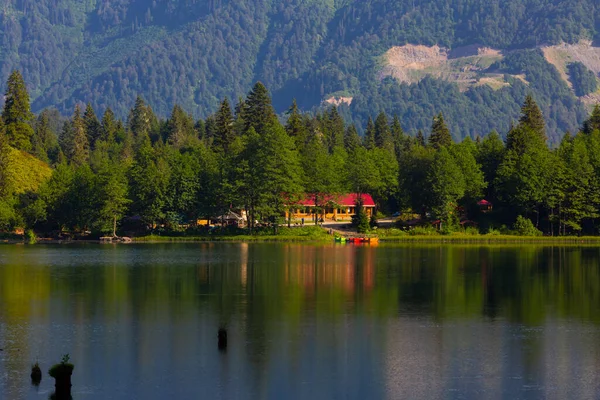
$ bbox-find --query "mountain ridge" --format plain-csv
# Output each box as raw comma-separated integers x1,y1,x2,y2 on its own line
0,0,599,141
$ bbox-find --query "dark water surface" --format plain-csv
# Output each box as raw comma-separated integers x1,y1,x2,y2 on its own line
1,243,600,399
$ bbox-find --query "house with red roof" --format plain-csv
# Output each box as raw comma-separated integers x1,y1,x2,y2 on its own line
477,199,492,213
286,193,376,222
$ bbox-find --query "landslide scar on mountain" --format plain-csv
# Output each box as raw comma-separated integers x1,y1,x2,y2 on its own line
379,44,512,91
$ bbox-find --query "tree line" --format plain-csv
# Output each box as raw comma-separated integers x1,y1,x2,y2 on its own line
2,70,600,236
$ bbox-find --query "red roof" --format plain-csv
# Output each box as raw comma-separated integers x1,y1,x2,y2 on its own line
297,193,376,207
477,199,492,206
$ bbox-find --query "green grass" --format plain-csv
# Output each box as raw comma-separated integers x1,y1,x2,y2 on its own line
133,226,332,243
378,230,600,244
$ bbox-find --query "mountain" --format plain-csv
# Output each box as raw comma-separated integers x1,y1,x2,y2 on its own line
0,0,599,142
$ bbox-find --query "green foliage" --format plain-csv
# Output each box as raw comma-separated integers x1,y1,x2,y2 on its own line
427,147,465,228
2,70,34,151
351,197,370,234
512,215,542,236
429,113,453,149
568,62,598,97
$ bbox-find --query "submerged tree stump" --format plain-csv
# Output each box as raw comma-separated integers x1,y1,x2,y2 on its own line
218,328,228,350
30,362,42,385
49,355,74,399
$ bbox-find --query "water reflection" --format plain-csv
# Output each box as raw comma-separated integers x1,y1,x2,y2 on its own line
0,244,600,399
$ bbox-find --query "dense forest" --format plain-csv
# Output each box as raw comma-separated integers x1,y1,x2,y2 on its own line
2,70,600,237
0,0,599,142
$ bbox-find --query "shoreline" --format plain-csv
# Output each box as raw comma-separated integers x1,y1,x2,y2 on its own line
4,234,600,245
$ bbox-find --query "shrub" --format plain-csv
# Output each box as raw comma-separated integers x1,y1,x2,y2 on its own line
25,229,36,244
512,216,542,236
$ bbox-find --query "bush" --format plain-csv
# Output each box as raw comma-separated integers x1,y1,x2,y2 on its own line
25,229,36,244
512,216,542,236
464,227,480,236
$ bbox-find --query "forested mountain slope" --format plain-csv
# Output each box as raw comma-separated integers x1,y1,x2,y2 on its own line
1,0,599,141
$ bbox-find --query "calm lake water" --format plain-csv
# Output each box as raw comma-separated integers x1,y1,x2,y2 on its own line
1,243,600,399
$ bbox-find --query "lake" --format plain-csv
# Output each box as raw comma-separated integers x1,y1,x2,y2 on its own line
1,243,600,399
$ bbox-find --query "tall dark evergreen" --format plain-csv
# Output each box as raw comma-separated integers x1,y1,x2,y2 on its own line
363,117,376,150
416,130,426,146
166,104,194,148
213,98,235,153
84,103,101,148
69,105,90,166
128,96,152,141
344,124,362,152
285,99,307,149
32,111,57,162
374,112,393,151
429,113,452,149
2,70,34,151
244,82,277,134
518,95,546,142
583,105,600,135
101,108,117,143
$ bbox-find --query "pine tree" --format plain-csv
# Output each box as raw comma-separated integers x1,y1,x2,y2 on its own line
244,82,277,134
68,105,90,166
321,106,345,153
518,94,546,142
166,104,195,148
391,114,406,159
344,124,362,152
416,130,426,146
429,113,452,149
204,116,217,143
128,96,152,141
2,70,34,151
84,103,101,148
285,99,307,150
374,112,393,151
31,111,57,162
583,104,600,135
101,108,117,143
363,116,376,150
213,98,235,153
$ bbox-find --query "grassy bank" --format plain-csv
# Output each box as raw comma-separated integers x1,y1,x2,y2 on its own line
132,226,332,243
376,228,600,244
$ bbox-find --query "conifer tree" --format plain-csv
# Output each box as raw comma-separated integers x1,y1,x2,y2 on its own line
518,94,546,142
285,99,307,150
429,113,452,149
101,108,117,143
128,96,152,141
32,111,57,162
416,130,426,146
204,116,217,143
213,98,235,153
84,103,101,148
583,104,600,135
344,124,362,152
391,114,406,158
363,117,376,150
244,82,277,134
374,112,393,151
69,105,90,166
321,106,345,153
166,104,194,148
2,70,34,151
